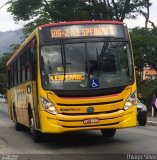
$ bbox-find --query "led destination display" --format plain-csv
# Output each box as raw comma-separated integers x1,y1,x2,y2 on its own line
42,24,125,41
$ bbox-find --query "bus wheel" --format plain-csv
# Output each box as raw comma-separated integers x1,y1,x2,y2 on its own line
29,113,42,143
101,129,116,137
13,109,24,131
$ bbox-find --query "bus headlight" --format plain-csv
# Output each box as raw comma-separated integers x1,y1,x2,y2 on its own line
41,97,58,115
124,92,136,110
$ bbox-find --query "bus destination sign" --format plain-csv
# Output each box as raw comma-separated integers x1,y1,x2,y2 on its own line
42,24,125,41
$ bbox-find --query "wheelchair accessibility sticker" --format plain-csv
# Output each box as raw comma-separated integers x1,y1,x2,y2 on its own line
90,79,99,88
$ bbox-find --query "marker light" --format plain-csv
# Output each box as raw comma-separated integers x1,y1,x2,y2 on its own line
124,92,136,110
41,97,58,115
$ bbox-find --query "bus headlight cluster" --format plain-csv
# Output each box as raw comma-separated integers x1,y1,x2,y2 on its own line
124,92,136,110
41,97,58,115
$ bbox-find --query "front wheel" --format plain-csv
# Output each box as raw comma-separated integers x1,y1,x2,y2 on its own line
29,113,42,143
101,129,116,137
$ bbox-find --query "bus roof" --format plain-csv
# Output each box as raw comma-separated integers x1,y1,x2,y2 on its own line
38,20,125,29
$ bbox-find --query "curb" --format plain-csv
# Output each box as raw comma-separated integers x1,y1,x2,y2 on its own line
147,121,157,126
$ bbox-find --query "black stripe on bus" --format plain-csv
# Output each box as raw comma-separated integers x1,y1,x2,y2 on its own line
57,99,123,106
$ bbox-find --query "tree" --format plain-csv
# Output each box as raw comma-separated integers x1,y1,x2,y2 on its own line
130,27,157,82
8,0,145,34
139,0,153,29
0,53,12,94
138,78,157,109
0,42,21,94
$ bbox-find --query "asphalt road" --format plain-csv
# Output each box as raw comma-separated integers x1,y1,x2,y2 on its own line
0,103,157,160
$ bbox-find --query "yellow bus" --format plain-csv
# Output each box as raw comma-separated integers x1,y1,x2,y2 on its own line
7,21,137,143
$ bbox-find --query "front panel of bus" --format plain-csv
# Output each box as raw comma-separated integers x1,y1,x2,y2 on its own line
37,23,137,133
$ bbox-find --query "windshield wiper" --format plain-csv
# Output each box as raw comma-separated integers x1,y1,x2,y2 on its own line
99,40,109,61
60,40,66,84
97,40,109,70
85,43,91,87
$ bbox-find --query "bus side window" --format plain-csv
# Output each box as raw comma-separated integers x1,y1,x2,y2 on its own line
25,48,30,81
22,53,26,82
10,64,13,87
7,69,11,89
30,39,37,80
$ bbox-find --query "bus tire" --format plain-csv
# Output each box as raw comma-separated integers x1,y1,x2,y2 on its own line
13,108,24,131
101,129,116,137
29,112,42,143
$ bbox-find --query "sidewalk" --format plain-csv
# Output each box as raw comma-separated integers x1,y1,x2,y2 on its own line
147,116,157,126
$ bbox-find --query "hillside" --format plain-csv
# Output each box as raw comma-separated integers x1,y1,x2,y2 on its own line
0,30,24,54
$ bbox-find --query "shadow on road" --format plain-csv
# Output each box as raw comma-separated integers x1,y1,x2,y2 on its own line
22,130,127,149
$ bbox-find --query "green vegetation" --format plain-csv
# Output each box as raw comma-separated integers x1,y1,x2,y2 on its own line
138,79,157,110
0,44,20,95
0,53,11,94
130,27,157,108
131,28,157,74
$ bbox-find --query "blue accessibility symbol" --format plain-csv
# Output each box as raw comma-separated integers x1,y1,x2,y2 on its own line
90,79,99,88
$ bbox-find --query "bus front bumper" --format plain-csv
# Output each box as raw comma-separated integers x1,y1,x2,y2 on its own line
40,106,137,133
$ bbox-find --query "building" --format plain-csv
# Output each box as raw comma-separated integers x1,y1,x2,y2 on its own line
143,67,157,80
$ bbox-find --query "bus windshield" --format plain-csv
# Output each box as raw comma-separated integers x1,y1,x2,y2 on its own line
40,39,134,93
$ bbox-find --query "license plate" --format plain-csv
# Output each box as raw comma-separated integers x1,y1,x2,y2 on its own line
83,118,99,124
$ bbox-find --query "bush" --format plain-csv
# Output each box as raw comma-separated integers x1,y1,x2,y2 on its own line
137,79,157,112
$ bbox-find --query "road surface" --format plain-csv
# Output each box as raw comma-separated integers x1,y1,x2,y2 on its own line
0,103,157,159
